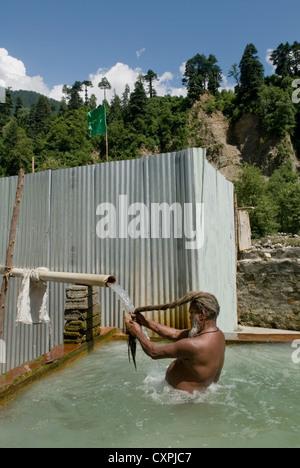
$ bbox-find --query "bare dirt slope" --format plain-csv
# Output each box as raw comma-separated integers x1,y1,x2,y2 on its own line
189,94,299,181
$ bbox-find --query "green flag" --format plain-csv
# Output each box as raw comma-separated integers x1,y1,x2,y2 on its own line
87,105,107,137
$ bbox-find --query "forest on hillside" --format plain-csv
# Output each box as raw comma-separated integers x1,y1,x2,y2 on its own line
0,42,300,236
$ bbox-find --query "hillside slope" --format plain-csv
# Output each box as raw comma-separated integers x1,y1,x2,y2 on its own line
188,94,299,181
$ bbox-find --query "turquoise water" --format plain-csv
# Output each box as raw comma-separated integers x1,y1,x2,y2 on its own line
0,341,299,448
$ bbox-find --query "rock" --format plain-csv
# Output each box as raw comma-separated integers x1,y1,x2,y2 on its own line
63,285,102,344
238,243,300,331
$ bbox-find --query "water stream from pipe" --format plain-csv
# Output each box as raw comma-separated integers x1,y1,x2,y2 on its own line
108,283,149,339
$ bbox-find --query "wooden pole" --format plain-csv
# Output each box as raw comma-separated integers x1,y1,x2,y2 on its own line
0,169,25,339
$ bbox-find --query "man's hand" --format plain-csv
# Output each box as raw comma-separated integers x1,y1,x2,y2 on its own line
130,311,148,327
125,316,142,338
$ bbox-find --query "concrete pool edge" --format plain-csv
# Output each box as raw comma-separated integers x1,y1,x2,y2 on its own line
226,326,300,344
1,326,299,407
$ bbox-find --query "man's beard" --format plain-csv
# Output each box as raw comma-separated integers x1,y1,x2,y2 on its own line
189,317,202,338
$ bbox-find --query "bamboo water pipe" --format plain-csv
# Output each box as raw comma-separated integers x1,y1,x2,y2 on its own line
0,266,116,288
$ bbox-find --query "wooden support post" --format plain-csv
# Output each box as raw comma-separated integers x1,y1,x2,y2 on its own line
0,169,25,339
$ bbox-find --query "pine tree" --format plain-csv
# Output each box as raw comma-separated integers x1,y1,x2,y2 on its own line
126,76,148,130
238,44,264,109
182,53,222,103
34,95,53,135
270,42,294,78
2,119,33,175
14,96,23,118
270,41,300,78
121,84,130,108
63,81,84,110
0,88,13,127
144,70,159,98
207,55,223,94
82,80,93,106
98,77,111,102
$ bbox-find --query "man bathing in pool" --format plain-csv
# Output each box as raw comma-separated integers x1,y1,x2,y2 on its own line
126,292,226,394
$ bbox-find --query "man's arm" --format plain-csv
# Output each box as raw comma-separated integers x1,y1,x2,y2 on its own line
126,319,195,361
132,313,189,341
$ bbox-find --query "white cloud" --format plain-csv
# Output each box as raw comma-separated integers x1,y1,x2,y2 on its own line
156,70,187,97
159,71,173,82
0,48,187,104
136,48,146,58
89,62,142,103
48,84,65,101
0,48,49,95
219,74,235,92
265,48,276,73
179,62,186,76
89,62,187,103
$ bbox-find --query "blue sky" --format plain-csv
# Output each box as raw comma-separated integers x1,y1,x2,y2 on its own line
0,0,299,102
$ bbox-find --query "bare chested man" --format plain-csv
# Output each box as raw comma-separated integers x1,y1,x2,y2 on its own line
126,293,225,394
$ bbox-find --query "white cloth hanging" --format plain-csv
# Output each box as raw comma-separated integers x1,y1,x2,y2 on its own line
16,268,50,325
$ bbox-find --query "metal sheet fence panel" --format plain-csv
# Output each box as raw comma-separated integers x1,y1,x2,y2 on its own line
0,148,237,374
95,150,198,331
192,148,237,332
48,165,96,347
0,172,51,374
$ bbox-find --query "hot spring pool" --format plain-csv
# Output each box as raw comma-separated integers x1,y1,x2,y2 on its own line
0,341,299,448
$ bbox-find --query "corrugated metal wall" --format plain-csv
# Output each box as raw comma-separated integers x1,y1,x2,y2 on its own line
0,148,237,374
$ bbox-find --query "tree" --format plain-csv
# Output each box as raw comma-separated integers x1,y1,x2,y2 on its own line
207,54,223,94
122,84,130,107
0,88,13,128
109,91,123,122
34,95,53,135
58,98,68,116
144,70,159,98
126,76,148,130
1,119,34,175
89,94,97,110
270,42,294,78
63,81,84,110
183,53,222,103
14,96,23,118
234,164,278,237
228,63,240,88
238,44,264,109
257,85,296,136
291,41,300,76
268,162,300,234
98,77,111,102
37,107,94,170
82,80,93,106
270,41,300,78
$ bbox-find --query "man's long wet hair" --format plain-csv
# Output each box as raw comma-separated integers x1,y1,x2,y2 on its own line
135,291,220,321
